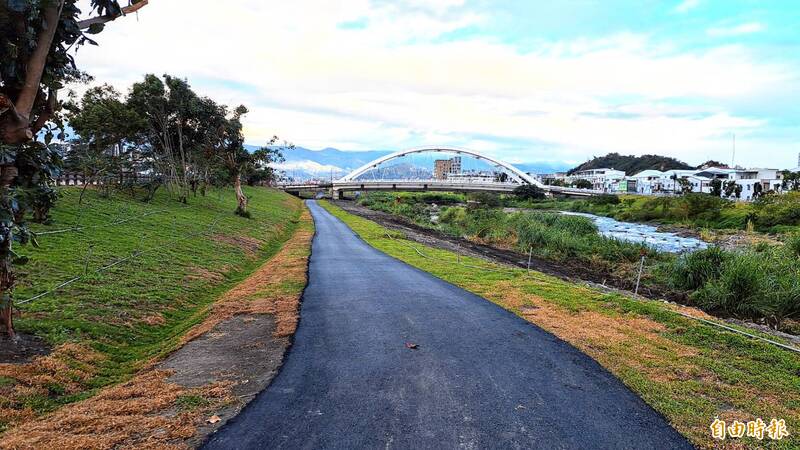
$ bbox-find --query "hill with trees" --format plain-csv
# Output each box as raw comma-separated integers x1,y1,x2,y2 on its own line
568,153,694,175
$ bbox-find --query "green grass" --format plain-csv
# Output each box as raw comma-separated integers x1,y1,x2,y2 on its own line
4,186,302,418
320,200,800,449
359,191,800,331
175,394,211,411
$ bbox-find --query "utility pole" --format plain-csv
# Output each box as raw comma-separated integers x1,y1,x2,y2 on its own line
731,132,736,168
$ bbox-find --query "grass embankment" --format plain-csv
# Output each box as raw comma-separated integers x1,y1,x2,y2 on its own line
0,186,303,431
0,207,315,449
320,200,800,449
358,192,800,333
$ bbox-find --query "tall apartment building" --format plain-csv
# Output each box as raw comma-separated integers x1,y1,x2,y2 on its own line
433,156,462,180
450,156,462,174
434,159,452,180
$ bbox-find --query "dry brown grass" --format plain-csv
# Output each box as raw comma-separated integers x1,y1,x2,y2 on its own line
183,267,227,284
210,234,264,256
475,280,797,450
486,281,690,356
0,343,103,428
0,370,233,450
142,313,167,326
0,209,314,449
184,209,312,341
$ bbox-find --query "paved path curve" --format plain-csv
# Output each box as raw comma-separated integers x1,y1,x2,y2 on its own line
204,200,693,449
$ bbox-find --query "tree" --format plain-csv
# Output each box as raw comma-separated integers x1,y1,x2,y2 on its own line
0,1,146,338
723,180,742,199
65,84,144,201
66,84,143,160
210,106,289,216
697,160,728,170
677,178,693,195
567,152,693,176
710,179,723,197
544,178,565,187
572,179,592,190
127,74,211,203
782,171,800,191
513,184,545,200
752,182,763,199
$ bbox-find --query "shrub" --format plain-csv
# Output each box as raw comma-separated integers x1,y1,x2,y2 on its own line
666,246,730,290
438,206,467,227
469,192,502,208
587,194,620,206
513,184,546,200
669,247,800,328
753,192,800,230
691,251,767,317
785,233,800,258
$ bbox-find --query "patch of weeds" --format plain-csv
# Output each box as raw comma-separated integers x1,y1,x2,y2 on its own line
176,394,211,411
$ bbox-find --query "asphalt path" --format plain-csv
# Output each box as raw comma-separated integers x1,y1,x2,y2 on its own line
204,200,692,449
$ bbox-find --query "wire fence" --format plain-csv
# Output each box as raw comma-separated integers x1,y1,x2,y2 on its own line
385,232,800,354
36,209,172,236
16,214,225,306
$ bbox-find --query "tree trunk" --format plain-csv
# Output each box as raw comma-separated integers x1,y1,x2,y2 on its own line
234,174,247,215
1,1,65,145
0,165,17,339
0,304,13,340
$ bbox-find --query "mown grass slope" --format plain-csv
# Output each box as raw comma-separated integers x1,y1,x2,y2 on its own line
320,200,800,449
1,186,302,429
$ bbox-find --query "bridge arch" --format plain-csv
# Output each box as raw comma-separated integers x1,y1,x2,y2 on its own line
339,146,545,188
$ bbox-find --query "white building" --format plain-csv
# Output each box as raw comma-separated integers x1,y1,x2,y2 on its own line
625,166,784,200
627,169,705,195
568,168,625,192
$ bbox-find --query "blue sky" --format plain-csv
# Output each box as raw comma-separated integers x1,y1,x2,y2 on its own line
77,0,800,168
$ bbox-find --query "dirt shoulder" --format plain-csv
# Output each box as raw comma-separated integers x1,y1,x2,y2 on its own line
0,209,314,449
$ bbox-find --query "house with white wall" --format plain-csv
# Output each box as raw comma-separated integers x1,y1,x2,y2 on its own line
567,168,626,192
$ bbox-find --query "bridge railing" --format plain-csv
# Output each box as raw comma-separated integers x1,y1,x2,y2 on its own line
341,179,521,185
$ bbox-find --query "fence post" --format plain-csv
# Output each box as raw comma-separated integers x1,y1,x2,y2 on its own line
634,254,646,295
527,247,533,273
83,245,95,275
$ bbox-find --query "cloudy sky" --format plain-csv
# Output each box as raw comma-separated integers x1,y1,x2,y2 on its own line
76,0,800,168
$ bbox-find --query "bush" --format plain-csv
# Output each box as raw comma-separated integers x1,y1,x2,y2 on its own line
665,246,730,290
513,184,546,200
752,192,800,230
469,192,502,208
691,251,767,317
662,245,800,328
438,206,468,232
587,194,620,206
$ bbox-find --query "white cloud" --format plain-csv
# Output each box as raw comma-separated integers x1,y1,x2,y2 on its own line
71,1,797,168
707,22,765,37
674,0,700,14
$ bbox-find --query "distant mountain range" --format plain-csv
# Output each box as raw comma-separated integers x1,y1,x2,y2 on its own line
249,145,571,181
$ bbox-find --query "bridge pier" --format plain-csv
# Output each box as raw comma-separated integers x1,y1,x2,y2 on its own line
332,188,344,200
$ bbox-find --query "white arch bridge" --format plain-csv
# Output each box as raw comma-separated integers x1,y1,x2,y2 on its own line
279,146,600,198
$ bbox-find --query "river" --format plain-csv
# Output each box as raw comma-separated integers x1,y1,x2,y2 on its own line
560,211,708,253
